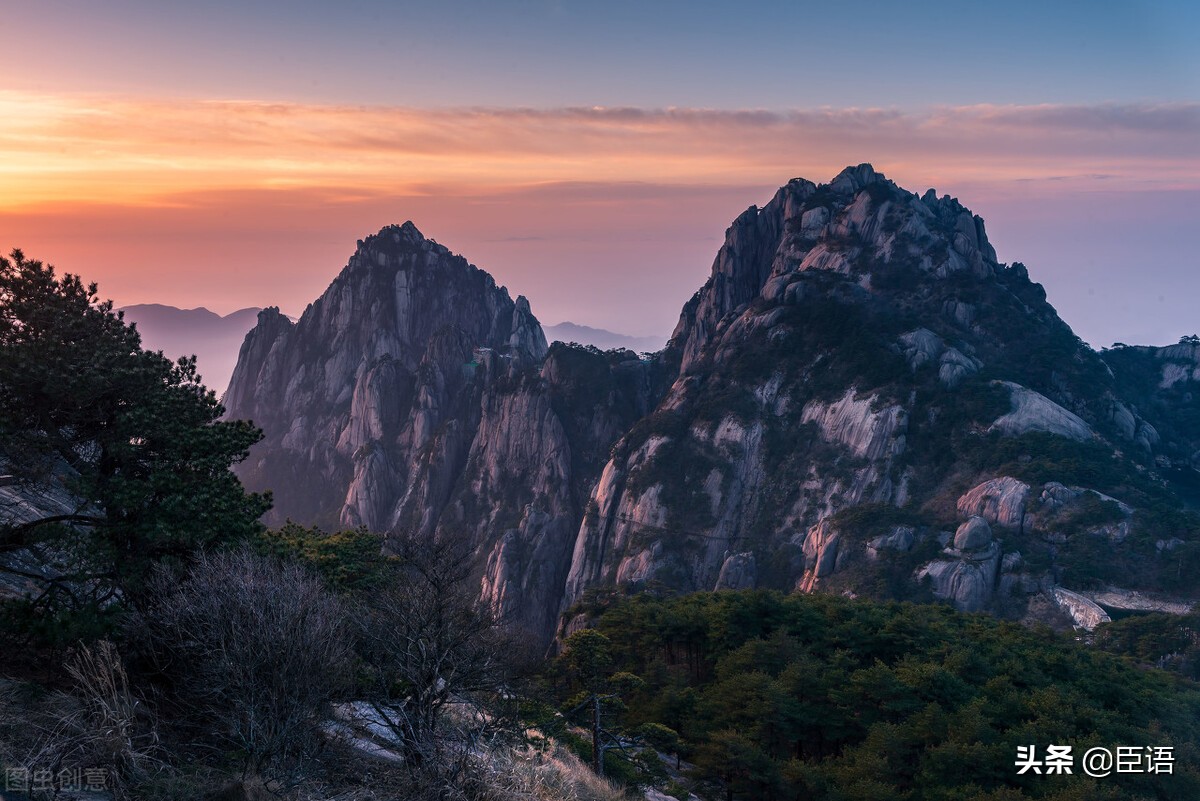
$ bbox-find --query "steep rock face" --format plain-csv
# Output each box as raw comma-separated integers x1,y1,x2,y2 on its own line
223,308,295,426
558,164,1191,624
431,345,666,641
223,225,671,642
1103,341,1200,478
228,226,662,642
801,390,907,461
468,386,574,639
224,222,547,530
957,477,1030,530
223,168,1200,642
715,551,757,590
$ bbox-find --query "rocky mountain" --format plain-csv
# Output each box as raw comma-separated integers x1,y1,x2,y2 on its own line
225,168,1199,644
225,222,546,528
118,304,262,395
119,304,663,398
223,223,673,638
1102,340,1200,490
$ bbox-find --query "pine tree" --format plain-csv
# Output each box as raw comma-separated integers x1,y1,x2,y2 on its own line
0,249,269,632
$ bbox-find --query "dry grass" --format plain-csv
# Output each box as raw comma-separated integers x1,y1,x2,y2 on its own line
288,734,628,801
5,675,631,801
480,740,628,801
0,640,163,800
61,640,162,785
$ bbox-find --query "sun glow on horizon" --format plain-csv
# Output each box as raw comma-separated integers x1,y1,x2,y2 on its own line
4,90,1199,212
2,89,1197,348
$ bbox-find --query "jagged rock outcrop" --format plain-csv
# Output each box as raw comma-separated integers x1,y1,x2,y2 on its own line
798,519,845,592
898,328,981,388
865,526,915,560
223,167,1200,642
957,477,1030,530
1051,587,1111,631
224,224,668,642
1146,341,1200,387
1021,482,1135,544
225,222,549,529
557,163,1141,618
1103,340,1200,475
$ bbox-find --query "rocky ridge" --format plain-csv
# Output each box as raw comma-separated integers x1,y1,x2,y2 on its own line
225,223,668,639
1102,339,1200,478
554,164,1195,629
224,168,1200,642
224,222,549,530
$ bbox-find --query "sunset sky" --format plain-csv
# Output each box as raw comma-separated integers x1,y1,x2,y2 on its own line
1,1,1197,346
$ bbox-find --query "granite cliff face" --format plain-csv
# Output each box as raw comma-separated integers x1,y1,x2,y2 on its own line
224,223,667,640
556,164,1193,628
224,222,548,530
225,169,1199,642
1103,340,1200,480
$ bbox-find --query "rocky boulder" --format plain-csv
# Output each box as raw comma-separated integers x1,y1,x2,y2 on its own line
917,542,1001,612
990,382,1094,442
953,516,993,551
957,477,1030,530
865,525,915,560
715,552,758,590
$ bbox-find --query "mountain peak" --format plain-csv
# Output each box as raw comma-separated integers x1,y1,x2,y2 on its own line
671,166,1005,370
214,174,1198,645
388,220,426,243
827,162,886,195
354,221,445,261
223,223,549,529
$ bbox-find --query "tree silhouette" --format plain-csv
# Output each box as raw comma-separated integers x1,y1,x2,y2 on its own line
0,249,269,631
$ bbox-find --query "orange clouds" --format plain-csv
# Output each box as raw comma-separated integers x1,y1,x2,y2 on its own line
1,91,1197,340
4,91,1199,212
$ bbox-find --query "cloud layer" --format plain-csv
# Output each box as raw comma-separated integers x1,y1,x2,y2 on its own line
4,93,1199,209
2,92,1197,346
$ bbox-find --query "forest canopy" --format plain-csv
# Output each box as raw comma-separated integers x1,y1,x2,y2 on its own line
554,589,1200,801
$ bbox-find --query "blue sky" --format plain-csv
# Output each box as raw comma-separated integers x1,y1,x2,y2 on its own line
6,0,1197,106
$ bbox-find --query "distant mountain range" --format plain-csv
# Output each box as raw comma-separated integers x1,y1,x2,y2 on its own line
119,303,665,396
118,304,263,396
541,322,666,353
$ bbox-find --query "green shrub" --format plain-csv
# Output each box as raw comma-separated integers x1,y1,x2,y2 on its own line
558,590,1200,800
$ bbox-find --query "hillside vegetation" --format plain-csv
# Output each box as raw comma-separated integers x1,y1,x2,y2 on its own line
556,589,1200,801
